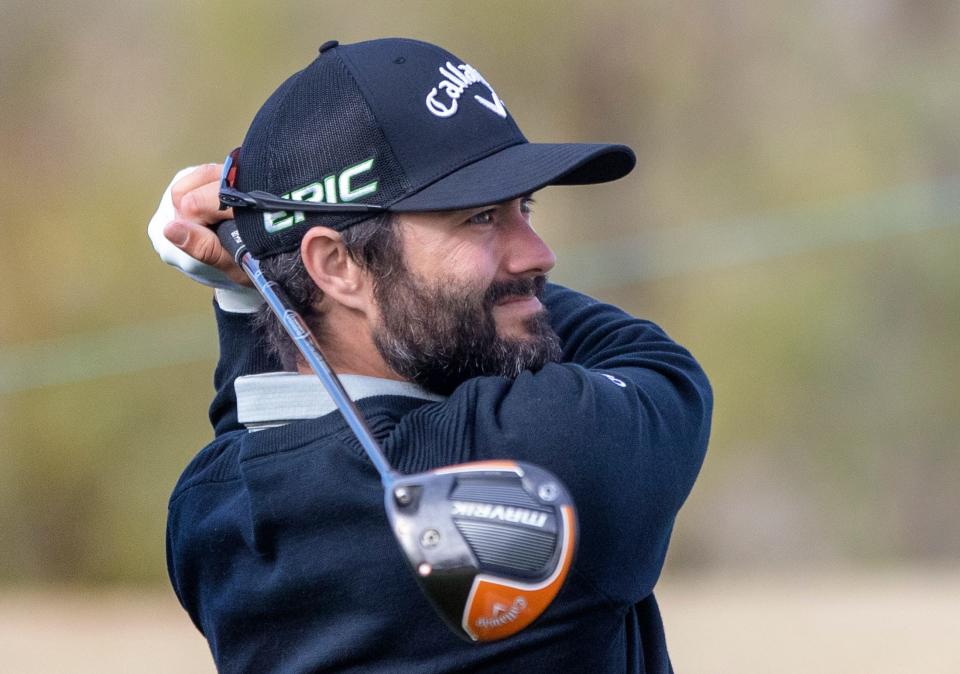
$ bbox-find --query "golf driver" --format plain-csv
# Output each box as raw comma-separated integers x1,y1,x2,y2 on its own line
214,216,577,642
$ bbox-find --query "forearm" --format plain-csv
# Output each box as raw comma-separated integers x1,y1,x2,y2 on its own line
464,285,713,601
208,299,280,436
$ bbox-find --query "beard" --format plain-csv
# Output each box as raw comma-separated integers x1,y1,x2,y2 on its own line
371,267,562,396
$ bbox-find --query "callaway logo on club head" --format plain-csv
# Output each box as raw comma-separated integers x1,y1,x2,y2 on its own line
475,597,527,629
425,62,507,119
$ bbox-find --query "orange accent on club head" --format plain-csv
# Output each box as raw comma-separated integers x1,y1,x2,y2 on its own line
462,505,576,641
432,460,521,476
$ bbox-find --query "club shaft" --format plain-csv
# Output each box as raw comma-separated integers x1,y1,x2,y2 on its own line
218,220,399,487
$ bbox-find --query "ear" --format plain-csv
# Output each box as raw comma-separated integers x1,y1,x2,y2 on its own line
300,226,372,312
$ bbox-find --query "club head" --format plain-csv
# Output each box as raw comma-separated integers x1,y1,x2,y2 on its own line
385,460,577,642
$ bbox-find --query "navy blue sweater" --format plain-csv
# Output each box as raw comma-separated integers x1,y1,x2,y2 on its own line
166,284,712,672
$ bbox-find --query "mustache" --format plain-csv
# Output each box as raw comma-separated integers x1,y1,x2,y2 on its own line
484,275,547,306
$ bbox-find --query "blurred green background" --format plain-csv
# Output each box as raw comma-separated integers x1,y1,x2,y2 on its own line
1,0,958,594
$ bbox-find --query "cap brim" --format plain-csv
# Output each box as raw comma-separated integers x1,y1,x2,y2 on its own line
388,142,636,212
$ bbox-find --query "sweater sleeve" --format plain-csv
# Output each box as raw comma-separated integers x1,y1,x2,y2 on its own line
410,284,712,604
206,282,712,605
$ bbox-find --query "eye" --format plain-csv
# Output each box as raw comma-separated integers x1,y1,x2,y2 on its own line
520,197,536,216
467,209,495,225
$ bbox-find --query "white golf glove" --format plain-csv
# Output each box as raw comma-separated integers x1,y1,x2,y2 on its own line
147,166,262,312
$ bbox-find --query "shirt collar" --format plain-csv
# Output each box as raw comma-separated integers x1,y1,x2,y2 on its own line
235,372,446,430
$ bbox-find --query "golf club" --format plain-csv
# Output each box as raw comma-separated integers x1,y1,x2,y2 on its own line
215,218,578,642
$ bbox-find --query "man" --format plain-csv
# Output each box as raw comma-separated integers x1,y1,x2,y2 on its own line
153,38,712,672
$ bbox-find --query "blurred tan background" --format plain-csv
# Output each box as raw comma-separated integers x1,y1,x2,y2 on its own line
1,1,957,671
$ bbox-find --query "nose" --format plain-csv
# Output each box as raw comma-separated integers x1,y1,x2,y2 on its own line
502,203,557,277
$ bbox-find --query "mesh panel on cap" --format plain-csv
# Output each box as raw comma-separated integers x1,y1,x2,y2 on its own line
234,53,408,258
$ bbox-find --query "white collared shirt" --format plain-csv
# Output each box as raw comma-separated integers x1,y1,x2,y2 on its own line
235,372,446,430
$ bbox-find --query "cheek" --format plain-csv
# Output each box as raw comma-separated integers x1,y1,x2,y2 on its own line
405,237,499,286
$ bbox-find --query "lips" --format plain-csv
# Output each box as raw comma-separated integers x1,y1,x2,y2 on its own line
485,276,546,306
495,295,542,311
497,294,535,304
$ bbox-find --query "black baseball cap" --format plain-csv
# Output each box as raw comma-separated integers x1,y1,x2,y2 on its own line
230,37,636,258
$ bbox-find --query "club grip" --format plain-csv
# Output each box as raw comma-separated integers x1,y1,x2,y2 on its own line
215,219,246,263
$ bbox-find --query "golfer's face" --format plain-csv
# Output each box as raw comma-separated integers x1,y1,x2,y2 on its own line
394,196,557,340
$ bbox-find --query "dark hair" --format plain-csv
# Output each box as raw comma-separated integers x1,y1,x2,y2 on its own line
252,214,401,370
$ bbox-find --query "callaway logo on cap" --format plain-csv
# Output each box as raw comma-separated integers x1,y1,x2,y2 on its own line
229,37,636,259
425,61,507,119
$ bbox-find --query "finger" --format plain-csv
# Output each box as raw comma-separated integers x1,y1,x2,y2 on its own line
171,163,222,212
164,219,250,286
178,180,233,225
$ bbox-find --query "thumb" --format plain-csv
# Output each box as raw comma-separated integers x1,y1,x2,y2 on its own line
163,219,242,281
163,219,226,266
164,220,191,247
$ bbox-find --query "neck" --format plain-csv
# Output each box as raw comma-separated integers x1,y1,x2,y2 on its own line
295,348,401,380
295,312,401,381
